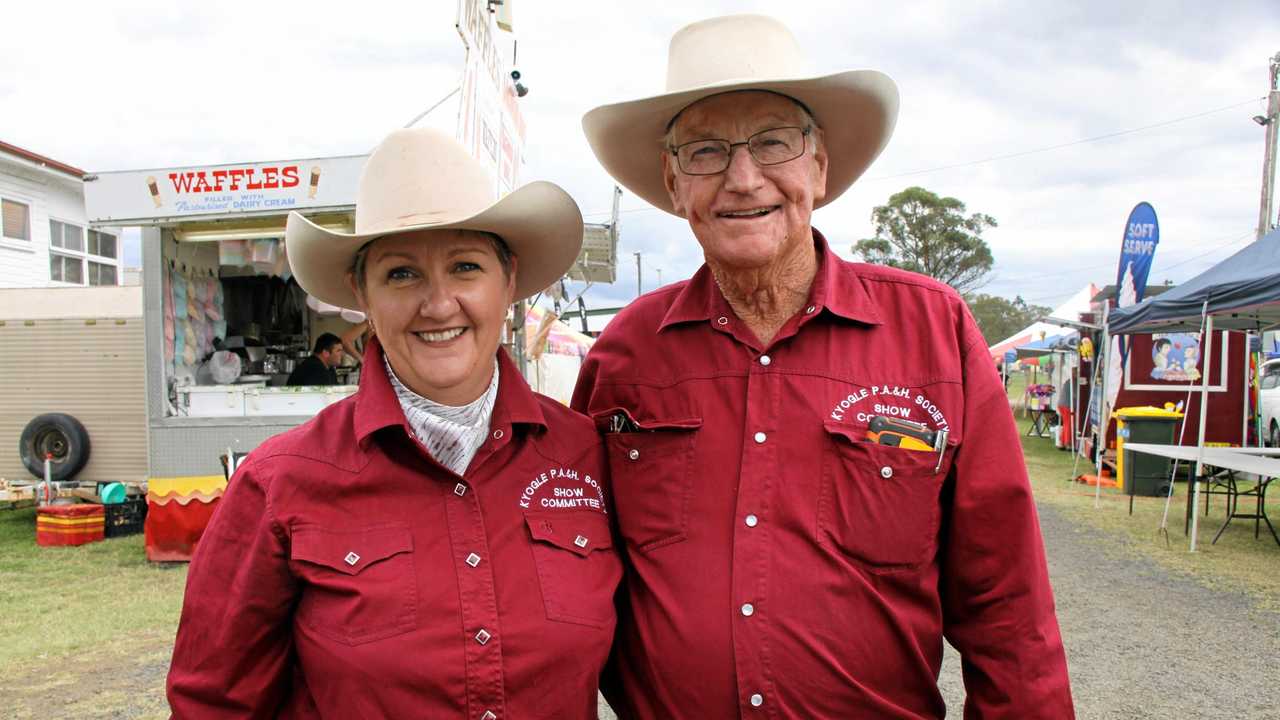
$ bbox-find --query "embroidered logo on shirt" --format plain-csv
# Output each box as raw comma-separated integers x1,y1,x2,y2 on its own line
828,384,951,431
518,467,607,513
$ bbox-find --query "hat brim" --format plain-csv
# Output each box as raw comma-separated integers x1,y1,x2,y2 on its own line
285,181,583,309
582,70,898,215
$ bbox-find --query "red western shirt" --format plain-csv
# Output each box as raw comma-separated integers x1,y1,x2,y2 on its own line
168,344,621,719
572,230,1073,719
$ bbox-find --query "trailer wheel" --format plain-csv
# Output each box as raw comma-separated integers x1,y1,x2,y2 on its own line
19,413,91,482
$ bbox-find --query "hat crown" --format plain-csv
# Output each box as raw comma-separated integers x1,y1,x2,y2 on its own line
354,128,496,236
666,14,808,92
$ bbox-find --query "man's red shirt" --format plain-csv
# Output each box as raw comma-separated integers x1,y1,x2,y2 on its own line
572,231,1073,719
169,345,620,719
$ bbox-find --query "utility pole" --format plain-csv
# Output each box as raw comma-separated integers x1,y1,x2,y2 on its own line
1256,52,1280,241
634,252,643,297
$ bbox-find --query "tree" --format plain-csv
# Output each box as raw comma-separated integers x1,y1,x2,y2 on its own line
967,293,1052,347
853,186,996,294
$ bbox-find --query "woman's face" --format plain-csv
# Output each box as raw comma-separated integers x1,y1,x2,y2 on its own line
348,229,516,405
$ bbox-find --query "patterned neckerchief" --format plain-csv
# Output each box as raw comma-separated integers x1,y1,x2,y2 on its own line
384,356,499,476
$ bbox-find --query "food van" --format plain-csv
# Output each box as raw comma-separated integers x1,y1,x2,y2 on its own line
84,153,371,558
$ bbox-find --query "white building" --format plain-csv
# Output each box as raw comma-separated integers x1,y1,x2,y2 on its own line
0,140,122,288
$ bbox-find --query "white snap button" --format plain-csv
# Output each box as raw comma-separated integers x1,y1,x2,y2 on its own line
806,305,816,314
492,429,504,440
475,629,491,645
750,693,764,707
466,552,481,567
629,448,640,461
759,355,771,366
454,483,467,496
716,316,729,325
481,712,497,720
754,432,766,444
574,534,588,548
745,514,758,527
741,603,755,617
881,466,893,479
344,552,360,566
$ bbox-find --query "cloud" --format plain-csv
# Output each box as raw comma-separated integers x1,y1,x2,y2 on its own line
4,1,1277,312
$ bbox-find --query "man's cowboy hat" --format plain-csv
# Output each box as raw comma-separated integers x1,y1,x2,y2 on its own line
582,14,899,216
285,127,583,309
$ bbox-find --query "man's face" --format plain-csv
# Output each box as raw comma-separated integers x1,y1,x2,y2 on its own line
319,345,344,368
662,91,828,273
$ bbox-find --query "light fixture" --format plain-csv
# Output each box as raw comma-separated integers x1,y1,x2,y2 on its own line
1254,114,1274,126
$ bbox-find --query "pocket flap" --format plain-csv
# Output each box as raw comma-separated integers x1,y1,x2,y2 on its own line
525,511,613,557
822,421,865,445
292,525,413,576
591,407,703,432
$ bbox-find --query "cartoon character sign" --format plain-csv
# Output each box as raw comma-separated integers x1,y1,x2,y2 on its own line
1151,333,1201,382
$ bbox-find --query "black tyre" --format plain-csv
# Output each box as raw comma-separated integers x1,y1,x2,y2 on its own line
1271,422,1280,450
19,413,91,482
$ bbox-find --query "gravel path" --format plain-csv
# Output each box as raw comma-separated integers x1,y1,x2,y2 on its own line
937,502,1280,719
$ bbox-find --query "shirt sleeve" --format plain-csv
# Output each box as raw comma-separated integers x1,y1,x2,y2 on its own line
167,458,297,718
940,310,1075,719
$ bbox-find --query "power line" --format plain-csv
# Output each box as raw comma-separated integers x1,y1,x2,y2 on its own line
865,97,1264,182
584,97,1263,216
996,228,1254,284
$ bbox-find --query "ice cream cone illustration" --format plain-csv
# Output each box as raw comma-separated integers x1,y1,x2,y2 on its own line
308,166,321,198
147,176,162,207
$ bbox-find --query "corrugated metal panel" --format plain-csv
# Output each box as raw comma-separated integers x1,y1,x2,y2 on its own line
0,318,147,482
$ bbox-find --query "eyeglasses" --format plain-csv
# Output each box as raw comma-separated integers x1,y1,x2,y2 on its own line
669,126,812,176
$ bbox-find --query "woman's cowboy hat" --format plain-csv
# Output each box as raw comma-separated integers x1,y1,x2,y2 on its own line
285,127,583,309
582,14,899,216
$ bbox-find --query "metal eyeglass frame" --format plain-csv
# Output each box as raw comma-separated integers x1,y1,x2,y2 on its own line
669,125,813,175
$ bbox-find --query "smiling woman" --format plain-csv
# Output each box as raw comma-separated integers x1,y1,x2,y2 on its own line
166,128,622,719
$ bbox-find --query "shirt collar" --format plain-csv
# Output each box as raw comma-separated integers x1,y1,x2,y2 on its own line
354,338,546,446
658,227,882,331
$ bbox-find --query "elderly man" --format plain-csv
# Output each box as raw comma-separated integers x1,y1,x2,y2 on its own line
572,14,1074,719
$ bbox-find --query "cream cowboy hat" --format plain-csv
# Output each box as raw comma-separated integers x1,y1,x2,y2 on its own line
582,14,899,216
286,127,583,309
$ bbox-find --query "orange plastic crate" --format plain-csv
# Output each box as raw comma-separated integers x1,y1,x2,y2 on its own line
36,504,105,547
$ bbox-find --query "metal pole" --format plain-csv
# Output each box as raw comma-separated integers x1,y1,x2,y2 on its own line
634,252,642,297
1190,314,1215,552
1257,53,1280,241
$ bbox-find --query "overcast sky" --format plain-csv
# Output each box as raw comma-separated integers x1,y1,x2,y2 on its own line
3,1,1277,315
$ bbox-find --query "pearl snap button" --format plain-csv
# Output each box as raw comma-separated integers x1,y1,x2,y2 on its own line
881,466,894,479
805,305,816,314
754,432,766,444
745,514,758,527
492,429,504,440
717,316,729,325
741,603,755,616
759,355,772,366
750,693,764,707
629,448,640,460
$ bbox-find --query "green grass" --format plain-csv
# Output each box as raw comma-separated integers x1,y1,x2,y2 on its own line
0,508,188,671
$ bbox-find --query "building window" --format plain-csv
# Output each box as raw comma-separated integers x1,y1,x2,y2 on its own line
50,219,85,252
50,253,84,284
88,229,117,259
88,261,117,286
2,198,30,241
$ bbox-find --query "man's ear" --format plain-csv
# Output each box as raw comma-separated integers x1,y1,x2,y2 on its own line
662,152,688,219
810,128,829,204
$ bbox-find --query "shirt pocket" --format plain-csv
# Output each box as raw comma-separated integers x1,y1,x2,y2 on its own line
599,412,702,552
525,511,621,629
291,523,417,645
818,422,951,571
